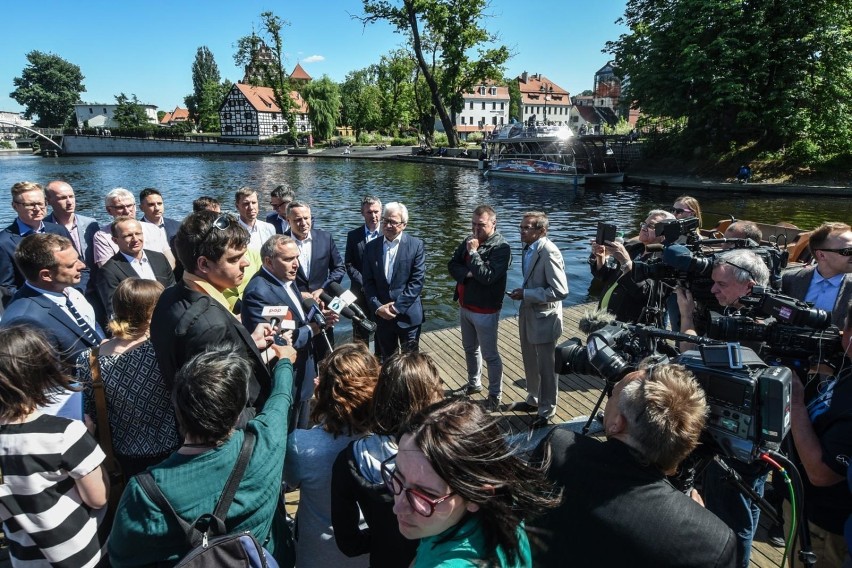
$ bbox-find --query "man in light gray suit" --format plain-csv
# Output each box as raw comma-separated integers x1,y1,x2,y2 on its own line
508,211,569,428
782,221,852,329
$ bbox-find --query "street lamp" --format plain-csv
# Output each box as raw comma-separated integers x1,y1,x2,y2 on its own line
540,84,553,126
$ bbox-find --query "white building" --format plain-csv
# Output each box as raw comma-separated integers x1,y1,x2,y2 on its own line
74,102,158,128
517,72,570,127
219,83,311,141
454,83,511,140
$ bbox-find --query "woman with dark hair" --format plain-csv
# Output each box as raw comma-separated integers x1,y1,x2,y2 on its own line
78,277,180,476
385,398,561,567
108,341,295,567
285,342,380,568
331,350,444,567
0,325,109,567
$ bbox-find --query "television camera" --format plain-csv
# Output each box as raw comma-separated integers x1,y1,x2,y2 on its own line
555,318,792,463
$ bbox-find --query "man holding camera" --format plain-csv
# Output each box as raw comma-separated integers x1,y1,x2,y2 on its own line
531,363,736,567
782,222,852,329
676,249,772,568
784,302,852,566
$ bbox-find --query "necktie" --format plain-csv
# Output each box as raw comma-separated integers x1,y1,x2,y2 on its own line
522,245,532,278
64,293,100,344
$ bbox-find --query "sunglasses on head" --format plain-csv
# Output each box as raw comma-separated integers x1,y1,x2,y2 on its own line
815,247,852,257
200,214,231,242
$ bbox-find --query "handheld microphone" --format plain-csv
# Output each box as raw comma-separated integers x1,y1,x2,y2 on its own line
578,307,617,335
302,297,327,327
319,291,377,333
261,306,296,331
327,282,369,321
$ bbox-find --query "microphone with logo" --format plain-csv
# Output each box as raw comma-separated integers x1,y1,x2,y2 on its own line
260,306,296,345
319,291,377,334
303,297,333,352
326,282,370,322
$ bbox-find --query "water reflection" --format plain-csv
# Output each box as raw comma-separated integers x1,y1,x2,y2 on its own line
1,154,849,332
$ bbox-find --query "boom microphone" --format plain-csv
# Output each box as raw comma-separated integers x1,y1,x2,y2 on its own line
579,307,617,335
327,282,370,321
302,297,327,327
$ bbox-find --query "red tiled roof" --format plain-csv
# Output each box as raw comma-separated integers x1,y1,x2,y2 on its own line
463,83,510,100
290,63,311,81
170,107,189,121
159,112,173,124
517,73,569,105
575,105,601,124
457,125,496,133
233,83,309,114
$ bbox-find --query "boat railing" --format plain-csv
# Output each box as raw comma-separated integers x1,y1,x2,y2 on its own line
489,125,572,140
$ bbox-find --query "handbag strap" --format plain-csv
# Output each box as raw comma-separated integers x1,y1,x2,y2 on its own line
137,431,257,546
89,347,119,465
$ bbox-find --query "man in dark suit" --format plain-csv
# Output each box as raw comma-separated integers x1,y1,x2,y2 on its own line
139,187,181,246
362,201,426,359
287,200,345,361
782,221,852,329
0,182,76,309
150,211,278,425
45,180,100,272
97,217,175,316
345,195,382,346
1,233,104,365
265,185,294,234
530,364,737,567
242,235,338,428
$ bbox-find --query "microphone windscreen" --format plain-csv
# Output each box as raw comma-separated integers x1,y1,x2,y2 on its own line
662,244,694,271
578,307,617,335
327,282,346,296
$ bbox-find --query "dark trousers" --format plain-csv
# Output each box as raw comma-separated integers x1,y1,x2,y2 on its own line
375,319,421,361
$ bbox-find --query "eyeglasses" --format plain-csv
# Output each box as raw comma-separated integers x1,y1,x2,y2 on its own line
200,214,232,242
13,200,46,209
382,218,405,228
271,200,290,209
815,247,852,257
108,202,135,211
671,208,693,215
381,455,455,517
640,222,657,231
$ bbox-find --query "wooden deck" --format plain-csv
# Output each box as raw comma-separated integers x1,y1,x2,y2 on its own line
287,301,787,567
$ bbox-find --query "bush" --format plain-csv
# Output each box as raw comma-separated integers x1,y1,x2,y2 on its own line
786,139,823,167
391,136,418,146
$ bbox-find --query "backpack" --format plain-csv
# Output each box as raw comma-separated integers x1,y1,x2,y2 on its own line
137,431,279,568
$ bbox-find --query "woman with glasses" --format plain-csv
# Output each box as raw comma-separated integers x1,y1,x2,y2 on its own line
285,342,380,568
331,350,444,568
590,209,674,324
672,195,703,230
384,398,560,568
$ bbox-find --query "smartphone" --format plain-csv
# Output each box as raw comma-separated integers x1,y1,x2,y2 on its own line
596,222,617,245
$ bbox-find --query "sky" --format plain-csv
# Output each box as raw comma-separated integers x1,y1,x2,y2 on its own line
0,0,627,117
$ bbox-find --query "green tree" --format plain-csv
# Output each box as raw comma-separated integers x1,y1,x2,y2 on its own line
302,76,341,141
234,12,298,143
341,68,382,139
112,93,150,128
360,0,510,147
186,46,221,126
375,49,417,135
10,51,85,127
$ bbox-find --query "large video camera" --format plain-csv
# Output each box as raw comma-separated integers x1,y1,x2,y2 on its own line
555,321,792,463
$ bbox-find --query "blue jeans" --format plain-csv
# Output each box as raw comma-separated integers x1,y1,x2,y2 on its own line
459,308,503,397
703,459,770,568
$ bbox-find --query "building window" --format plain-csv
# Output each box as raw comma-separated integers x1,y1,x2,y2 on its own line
500,103,505,110
469,102,474,110
224,112,231,119
103,108,107,114
89,108,93,114
481,102,485,110
244,111,252,120
492,102,496,110
479,86,486,95
225,125,233,132
272,124,278,132
461,116,466,125
272,113,278,121
492,116,497,125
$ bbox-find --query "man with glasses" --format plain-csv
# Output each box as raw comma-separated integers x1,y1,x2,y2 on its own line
92,188,174,269
507,211,568,428
345,195,382,347
150,211,277,426
782,222,852,328
0,182,75,309
447,205,511,409
363,202,425,359
266,185,295,234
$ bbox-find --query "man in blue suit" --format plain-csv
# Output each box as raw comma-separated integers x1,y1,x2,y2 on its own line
139,188,181,245
345,195,382,347
45,180,100,273
242,235,338,428
265,185,294,234
0,182,77,309
1,233,104,366
286,200,345,361
362,201,426,359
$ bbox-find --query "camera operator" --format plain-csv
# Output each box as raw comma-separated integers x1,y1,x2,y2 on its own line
675,249,771,568
530,362,736,567
589,209,674,323
724,221,763,246
784,302,852,567
782,222,852,329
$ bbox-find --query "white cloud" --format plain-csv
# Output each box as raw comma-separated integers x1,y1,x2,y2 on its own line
302,55,325,63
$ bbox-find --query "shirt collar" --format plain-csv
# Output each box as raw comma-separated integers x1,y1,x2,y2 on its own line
16,218,44,235
813,270,844,287
121,251,148,264
238,218,257,232
183,272,232,311
262,266,293,289
384,234,402,247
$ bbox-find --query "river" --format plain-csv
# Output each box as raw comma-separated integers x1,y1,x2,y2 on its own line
2,153,850,332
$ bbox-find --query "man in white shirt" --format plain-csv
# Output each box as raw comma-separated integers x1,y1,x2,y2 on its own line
236,187,276,251
96,217,175,316
92,188,175,269
139,187,181,246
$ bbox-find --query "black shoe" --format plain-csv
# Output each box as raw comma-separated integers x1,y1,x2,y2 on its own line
507,401,538,413
484,395,501,412
530,416,551,429
448,383,483,397
768,523,785,548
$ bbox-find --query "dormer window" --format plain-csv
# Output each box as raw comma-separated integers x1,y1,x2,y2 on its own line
479,86,486,95
490,87,496,95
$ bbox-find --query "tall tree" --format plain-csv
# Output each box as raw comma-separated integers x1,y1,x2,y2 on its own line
341,68,382,140
11,51,85,127
234,12,298,144
302,76,341,141
360,0,509,147
187,46,221,126
375,49,417,135
112,93,150,128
